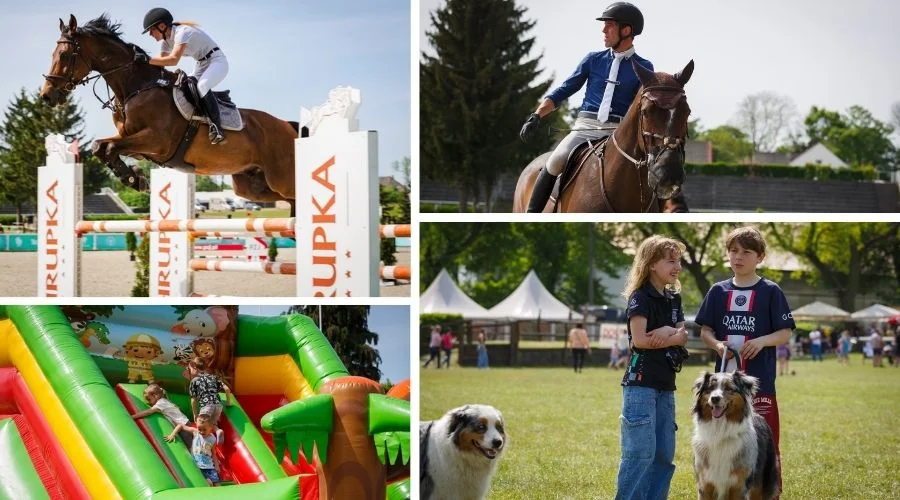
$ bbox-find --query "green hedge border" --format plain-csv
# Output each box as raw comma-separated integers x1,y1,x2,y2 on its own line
685,162,877,181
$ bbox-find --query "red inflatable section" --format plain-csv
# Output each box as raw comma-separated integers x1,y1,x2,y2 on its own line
0,368,90,500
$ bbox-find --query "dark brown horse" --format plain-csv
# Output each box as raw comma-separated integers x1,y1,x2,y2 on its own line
513,59,694,213
39,15,298,204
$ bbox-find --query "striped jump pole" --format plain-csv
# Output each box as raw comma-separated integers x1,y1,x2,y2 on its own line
190,224,409,240
76,218,295,234
378,224,411,238
190,259,295,275
380,265,410,281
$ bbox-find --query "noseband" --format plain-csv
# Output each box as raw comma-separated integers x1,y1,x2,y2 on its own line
608,85,687,211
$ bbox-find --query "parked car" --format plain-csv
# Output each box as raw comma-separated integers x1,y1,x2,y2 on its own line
194,203,207,213
244,202,262,211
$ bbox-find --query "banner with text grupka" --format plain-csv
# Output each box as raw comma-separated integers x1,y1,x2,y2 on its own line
37,134,82,297
150,168,194,296
296,86,379,297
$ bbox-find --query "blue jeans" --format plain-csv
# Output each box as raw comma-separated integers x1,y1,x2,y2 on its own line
616,386,677,500
811,343,823,361
477,345,489,368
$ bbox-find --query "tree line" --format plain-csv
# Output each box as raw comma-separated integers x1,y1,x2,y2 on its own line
420,222,900,314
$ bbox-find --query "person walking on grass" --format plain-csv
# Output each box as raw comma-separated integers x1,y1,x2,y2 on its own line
568,323,591,373
423,325,442,368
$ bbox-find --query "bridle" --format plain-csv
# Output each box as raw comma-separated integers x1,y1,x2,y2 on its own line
42,34,136,111
609,84,687,211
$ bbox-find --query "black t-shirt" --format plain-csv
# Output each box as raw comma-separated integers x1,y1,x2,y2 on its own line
622,283,684,391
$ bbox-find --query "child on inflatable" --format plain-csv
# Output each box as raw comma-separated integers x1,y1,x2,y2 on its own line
186,357,233,445
181,413,222,486
132,384,192,446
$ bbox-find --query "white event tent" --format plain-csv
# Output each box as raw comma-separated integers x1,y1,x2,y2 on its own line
419,269,491,318
850,304,900,321
791,301,851,321
485,270,582,322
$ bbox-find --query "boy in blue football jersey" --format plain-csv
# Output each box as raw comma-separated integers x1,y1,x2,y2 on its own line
696,226,793,496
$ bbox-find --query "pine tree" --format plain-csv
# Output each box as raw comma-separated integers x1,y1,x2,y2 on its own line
421,0,558,212
287,306,382,382
0,88,111,223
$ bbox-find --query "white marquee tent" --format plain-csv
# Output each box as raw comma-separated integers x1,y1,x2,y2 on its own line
485,270,582,322
419,269,491,318
791,301,851,321
850,304,900,321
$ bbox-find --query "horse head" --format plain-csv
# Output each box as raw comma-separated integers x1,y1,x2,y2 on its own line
40,14,135,106
632,59,694,200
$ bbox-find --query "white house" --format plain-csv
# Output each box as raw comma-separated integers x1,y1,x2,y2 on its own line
789,142,848,168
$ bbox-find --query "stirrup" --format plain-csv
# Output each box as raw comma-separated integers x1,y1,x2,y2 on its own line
208,124,226,145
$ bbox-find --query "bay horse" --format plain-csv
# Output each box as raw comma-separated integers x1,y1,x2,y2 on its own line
39,15,298,205
513,59,694,213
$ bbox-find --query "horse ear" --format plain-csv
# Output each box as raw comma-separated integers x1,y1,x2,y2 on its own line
68,15,77,36
632,59,655,86
59,18,66,33
674,60,695,87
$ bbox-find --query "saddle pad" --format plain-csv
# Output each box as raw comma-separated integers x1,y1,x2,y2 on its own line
173,88,243,131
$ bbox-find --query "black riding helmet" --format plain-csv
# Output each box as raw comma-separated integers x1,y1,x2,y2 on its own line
597,2,644,36
142,7,173,34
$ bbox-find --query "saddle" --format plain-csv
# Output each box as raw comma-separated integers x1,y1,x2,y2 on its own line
172,70,243,131
548,137,609,212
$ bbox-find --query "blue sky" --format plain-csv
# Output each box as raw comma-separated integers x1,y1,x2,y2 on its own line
238,305,410,384
5,1,410,181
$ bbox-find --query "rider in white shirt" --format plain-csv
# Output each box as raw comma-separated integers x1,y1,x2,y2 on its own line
139,8,228,144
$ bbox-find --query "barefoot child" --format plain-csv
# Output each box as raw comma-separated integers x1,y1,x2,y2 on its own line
132,384,191,445
187,357,233,444
182,414,221,486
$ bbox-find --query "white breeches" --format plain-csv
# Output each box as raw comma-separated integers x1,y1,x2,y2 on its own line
194,55,229,96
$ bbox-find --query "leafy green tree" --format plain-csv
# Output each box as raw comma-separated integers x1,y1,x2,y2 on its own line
804,105,897,176
765,222,900,311
421,0,558,212
0,88,110,223
287,306,382,382
696,125,754,163
420,222,627,308
195,175,225,192
131,233,149,297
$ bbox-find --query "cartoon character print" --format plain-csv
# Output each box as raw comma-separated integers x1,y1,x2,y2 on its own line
119,334,164,383
191,338,217,371
79,321,111,348
171,307,231,337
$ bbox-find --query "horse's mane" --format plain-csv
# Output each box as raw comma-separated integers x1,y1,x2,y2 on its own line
77,14,149,56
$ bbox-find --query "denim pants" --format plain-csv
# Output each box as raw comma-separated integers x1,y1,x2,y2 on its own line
616,386,677,500
811,343,823,361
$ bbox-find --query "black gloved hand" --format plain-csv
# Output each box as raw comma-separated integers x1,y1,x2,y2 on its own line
519,113,541,142
134,52,151,64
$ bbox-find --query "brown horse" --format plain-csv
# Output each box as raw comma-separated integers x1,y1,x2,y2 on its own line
513,59,694,213
39,15,298,204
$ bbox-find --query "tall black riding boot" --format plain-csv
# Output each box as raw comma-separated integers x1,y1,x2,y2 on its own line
201,92,226,145
526,167,557,213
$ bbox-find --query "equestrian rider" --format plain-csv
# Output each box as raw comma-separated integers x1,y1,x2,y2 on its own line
519,2,652,212
137,8,228,145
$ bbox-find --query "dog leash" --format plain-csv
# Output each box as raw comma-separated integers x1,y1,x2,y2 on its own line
718,346,743,373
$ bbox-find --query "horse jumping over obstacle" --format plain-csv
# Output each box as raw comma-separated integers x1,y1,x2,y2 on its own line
39,14,298,207
513,60,694,213
38,86,404,297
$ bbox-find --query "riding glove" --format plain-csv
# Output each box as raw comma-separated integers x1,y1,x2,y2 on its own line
519,113,541,142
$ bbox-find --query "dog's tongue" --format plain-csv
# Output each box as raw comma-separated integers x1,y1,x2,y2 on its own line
712,407,726,418
484,448,498,459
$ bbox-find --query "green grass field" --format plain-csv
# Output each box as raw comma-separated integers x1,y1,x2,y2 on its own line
421,356,900,499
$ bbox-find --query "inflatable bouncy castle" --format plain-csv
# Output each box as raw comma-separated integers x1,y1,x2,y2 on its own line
0,305,410,499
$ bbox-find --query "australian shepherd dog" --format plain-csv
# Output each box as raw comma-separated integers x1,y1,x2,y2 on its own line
691,371,779,500
419,404,507,500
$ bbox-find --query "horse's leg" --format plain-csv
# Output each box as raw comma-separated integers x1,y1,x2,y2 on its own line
231,171,287,202
92,136,149,191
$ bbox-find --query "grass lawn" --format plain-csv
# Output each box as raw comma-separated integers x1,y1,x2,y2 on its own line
421,355,900,499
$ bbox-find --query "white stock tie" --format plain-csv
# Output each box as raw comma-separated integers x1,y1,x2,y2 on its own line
596,47,635,123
